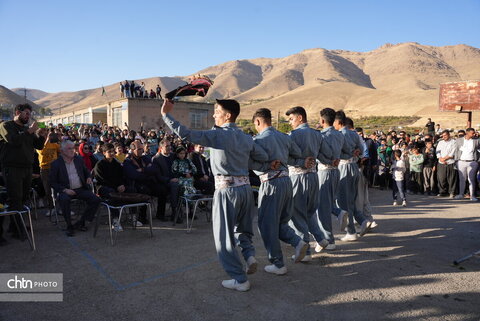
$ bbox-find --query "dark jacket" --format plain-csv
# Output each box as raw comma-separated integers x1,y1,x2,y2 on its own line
123,154,156,188
93,158,124,190
0,120,45,168
151,153,175,185
49,155,91,194
190,152,211,180
422,146,437,168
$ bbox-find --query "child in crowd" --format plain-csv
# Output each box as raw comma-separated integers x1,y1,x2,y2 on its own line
172,146,198,195
392,149,407,207
408,145,424,194
114,143,126,163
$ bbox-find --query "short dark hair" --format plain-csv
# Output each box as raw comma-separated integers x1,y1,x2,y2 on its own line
394,150,402,158
320,108,336,126
102,143,115,153
466,128,475,133
355,127,363,133
252,108,272,124
175,146,186,154
441,129,450,136
335,110,346,125
15,104,32,113
216,99,240,122
285,106,307,122
345,117,354,129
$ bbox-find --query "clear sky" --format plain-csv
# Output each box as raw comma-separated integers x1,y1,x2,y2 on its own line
1,0,479,93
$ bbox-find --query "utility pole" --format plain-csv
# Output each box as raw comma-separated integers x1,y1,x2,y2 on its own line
23,87,27,103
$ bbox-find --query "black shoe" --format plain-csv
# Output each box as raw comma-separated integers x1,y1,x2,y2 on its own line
175,217,183,224
66,226,75,237
73,221,88,232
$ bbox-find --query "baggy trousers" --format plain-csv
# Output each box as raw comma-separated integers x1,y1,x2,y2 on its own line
355,167,373,221
258,177,302,268
289,172,319,255
310,168,338,244
212,184,256,283
335,163,359,235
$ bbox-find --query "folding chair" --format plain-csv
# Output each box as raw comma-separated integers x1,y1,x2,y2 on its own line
93,199,153,246
0,205,36,251
180,193,213,233
49,186,92,228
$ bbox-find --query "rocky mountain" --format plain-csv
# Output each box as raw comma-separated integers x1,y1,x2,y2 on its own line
10,42,480,127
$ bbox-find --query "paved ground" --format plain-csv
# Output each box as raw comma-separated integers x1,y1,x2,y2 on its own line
1,189,479,321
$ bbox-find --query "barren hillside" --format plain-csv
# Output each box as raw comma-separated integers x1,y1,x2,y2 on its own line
8,42,480,127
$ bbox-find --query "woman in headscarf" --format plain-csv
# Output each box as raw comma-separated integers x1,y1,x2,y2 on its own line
78,142,97,172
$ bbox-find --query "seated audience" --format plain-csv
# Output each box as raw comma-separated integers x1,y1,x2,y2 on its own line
49,140,101,236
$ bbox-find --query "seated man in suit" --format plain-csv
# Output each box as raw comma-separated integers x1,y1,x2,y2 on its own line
123,140,177,223
190,144,215,195
50,140,101,236
151,138,182,223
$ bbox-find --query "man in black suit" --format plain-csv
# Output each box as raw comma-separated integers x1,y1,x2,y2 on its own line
191,144,214,195
151,139,182,222
50,140,101,236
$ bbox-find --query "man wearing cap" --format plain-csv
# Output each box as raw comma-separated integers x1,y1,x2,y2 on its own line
285,106,333,261
250,108,310,275
161,98,268,292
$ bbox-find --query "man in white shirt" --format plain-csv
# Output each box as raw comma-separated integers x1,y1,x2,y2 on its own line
455,128,479,201
436,130,457,198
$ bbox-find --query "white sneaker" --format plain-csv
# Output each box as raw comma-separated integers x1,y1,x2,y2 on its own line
393,201,398,206
315,239,329,253
264,264,287,275
130,215,143,227
359,220,372,237
291,254,312,262
246,256,257,275
221,279,250,292
325,243,336,250
471,197,479,202
370,221,378,229
338,210,348,231
294,240,308,263
112,218,123,232
402,200,407,207
340,233,358,242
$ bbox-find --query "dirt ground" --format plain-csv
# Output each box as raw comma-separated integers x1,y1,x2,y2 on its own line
1,189,479,321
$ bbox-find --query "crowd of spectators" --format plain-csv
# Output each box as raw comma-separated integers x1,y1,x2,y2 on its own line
356,122,480,205
120,81,162,99
0,105,478,244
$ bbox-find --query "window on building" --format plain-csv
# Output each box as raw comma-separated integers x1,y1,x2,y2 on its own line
68,116,74,124
75,114,82,123
112,107,122,127
83,113,90,123
190,109,208,129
